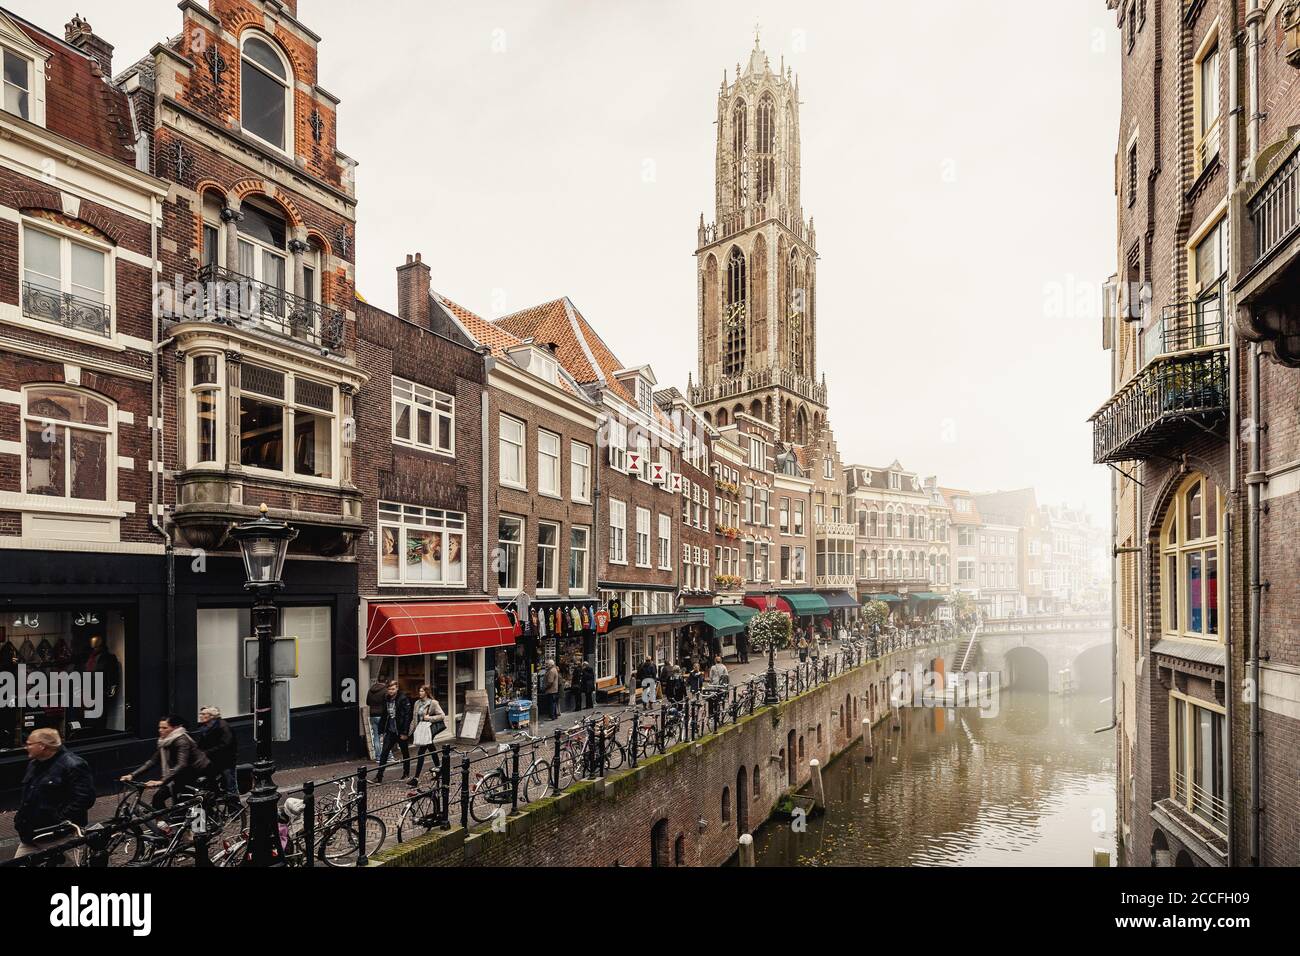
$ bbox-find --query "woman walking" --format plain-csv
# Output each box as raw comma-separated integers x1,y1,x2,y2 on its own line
408,685,446,785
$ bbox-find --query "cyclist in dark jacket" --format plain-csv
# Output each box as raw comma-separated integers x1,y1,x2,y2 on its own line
13,729,96,858
196,706,238,802
121,715,212,810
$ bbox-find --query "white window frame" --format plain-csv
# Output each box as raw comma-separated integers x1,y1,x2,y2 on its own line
636,507,652,568
537,429,561,498
608,418,628,472
609,498,627,565
378,501,468,588
0,39,46,126
186,352,226,467
658,513,672,570
21,384,116,505
569,525,590,594
571,440,591,503
391,376,454,456
19,220,116,345
239,32,295,156
497,514,525,594
499,414,527,490
536,520,560,595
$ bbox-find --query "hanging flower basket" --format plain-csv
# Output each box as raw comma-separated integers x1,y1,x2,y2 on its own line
747,610,792,653
861,600,890,630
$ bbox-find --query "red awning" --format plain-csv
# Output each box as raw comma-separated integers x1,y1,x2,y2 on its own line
366,602,517,657
743,595,792,616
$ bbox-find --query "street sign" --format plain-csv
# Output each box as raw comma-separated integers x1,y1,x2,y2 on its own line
242,637,299,679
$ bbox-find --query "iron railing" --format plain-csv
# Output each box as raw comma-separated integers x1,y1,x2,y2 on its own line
1091,350,1228,464
1173,770,1228,835
21,280,111,337
192,265,345,351
1248,142,1300,267
1145,300,1224,364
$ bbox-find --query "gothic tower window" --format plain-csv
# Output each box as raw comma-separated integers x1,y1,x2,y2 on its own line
703,254,719,366
751,233,767,352
724,246,747,376
756,94,776,205
787,247,805,376
732,99,748,212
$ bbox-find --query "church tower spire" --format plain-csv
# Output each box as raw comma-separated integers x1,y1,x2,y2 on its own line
692,35,823,448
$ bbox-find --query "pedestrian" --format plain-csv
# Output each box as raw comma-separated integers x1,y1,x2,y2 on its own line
637,656,658,709
195,705,238,806
13,729,95,860
375,681,413,784
408,685,446,784
658,658,673,697
542,659,561,720
688,662,704,695
797,635,809,663
365,678,387,760
579,656,596,710
737,627,750,665
670,664,686,702
121,715,211,810
709,655,729,685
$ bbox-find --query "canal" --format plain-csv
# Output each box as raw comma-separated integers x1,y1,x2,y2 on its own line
751,689,1117,866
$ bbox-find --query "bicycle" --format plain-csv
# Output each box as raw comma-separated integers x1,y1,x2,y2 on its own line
314,774,387,866
467,737,552,825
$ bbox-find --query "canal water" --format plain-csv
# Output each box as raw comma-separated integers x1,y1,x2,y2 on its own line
751,689,1116,866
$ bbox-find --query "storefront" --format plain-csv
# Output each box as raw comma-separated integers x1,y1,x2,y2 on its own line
0,551,165,799
907,592,948,619
493,598,601,723
597,611,694,698
684,606,745,667
365,601,515,743
818,590,860,633
744,592,830,641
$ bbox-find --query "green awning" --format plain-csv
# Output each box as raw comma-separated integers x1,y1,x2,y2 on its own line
909,592,946,601
722,605,757,624
687,607,744,637
783,592,830,616
865,593,902,604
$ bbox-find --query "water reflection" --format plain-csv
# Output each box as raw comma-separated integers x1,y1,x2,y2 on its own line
752,690,1116,867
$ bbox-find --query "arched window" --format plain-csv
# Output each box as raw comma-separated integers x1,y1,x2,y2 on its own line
241,34,292,151
786,247,805,375
756,94,776,204
869,550,877,578
731,99,748,211
721,786,732,822
1160,473,1223,640
703,255,718,365
23,386,114,502
723,246,747,376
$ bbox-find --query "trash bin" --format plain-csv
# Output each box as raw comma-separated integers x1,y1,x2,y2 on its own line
509,699,532,729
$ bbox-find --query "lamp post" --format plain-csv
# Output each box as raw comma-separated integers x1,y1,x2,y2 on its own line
229,503,297,867
763,587,779,706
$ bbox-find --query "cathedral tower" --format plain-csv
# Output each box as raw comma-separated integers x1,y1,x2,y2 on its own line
690,33,825,447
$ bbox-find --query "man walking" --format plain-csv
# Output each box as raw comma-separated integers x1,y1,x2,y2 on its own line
637,656,658,709
365,678,387,760
375,681,413,784
578,656,596,710
13,729,95,860
541,659,561,720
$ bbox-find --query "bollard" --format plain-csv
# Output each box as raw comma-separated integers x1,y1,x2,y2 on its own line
737,833,755,868
303,780,316,866
809,758,826,812
355,767,369,866
510,741,521,814
551,730,562,791
862,717,874,762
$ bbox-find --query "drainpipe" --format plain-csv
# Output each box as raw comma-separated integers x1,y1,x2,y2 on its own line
1223,513,1235,867
146,194,176,713
1223,11,1240,868
1229,40,1240,493
1245,342,1264,866
1246,0,1263,164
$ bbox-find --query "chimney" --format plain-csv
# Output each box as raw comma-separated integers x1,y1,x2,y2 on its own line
65,14,113,79
396,253,431,328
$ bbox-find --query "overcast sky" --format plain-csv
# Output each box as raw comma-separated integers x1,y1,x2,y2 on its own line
17,0,1119,519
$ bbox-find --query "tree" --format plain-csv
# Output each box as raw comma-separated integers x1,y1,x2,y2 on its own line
747,610,792,653
860,600,890,630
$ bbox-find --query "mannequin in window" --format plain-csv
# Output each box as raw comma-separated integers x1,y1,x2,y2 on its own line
78,634,119,730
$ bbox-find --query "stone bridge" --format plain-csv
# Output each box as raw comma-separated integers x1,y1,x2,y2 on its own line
971,614,1111,696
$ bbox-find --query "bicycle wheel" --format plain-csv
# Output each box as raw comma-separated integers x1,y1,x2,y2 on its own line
661,720,682,749
469,771,509,824
319,815,387,866
603,739,625,771
397,794,439,842
555,750,578,790
522,761,552,802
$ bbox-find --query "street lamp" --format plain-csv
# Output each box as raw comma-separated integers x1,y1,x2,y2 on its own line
763,587,779,706
229,503,297,867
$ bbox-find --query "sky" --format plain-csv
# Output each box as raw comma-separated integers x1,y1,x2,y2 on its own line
14,0,1120,520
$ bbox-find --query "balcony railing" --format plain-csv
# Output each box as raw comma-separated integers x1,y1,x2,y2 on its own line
1173,770,1228,836
699,203,816,251
815,522,856,539
1143,300,1224,365
21,280,111,337
1248,142,1300,268
191,265,345,351
689,366,827,407
1091,350,1228,464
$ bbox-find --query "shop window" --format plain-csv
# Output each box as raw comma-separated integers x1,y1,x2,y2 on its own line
0,608,127,753
379,502,467,586
23,386,113,502
195,605,332,719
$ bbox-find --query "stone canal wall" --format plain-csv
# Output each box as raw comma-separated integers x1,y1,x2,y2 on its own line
374,641,957,867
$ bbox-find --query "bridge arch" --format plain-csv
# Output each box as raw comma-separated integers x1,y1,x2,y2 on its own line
1004,646,1049,692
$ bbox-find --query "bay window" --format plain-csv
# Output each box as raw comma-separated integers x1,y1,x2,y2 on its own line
23,386,112,502
392,376,454,455
378,502,467,586
189,353,223,465
238,362,335,479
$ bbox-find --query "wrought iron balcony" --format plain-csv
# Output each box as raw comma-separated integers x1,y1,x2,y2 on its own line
21,280,111,337
190,265,345,351
1091,350,1228,464
1143,300,1224,365
1248,141,1300,269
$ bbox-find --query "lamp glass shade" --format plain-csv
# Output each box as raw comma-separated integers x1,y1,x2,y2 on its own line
240,535,290,585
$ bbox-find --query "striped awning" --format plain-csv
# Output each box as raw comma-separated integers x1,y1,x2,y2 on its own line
366,602,517,657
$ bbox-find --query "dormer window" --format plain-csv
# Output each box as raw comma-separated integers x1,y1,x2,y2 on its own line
241,35,292,151
637,378,653,415
3,47,29,120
